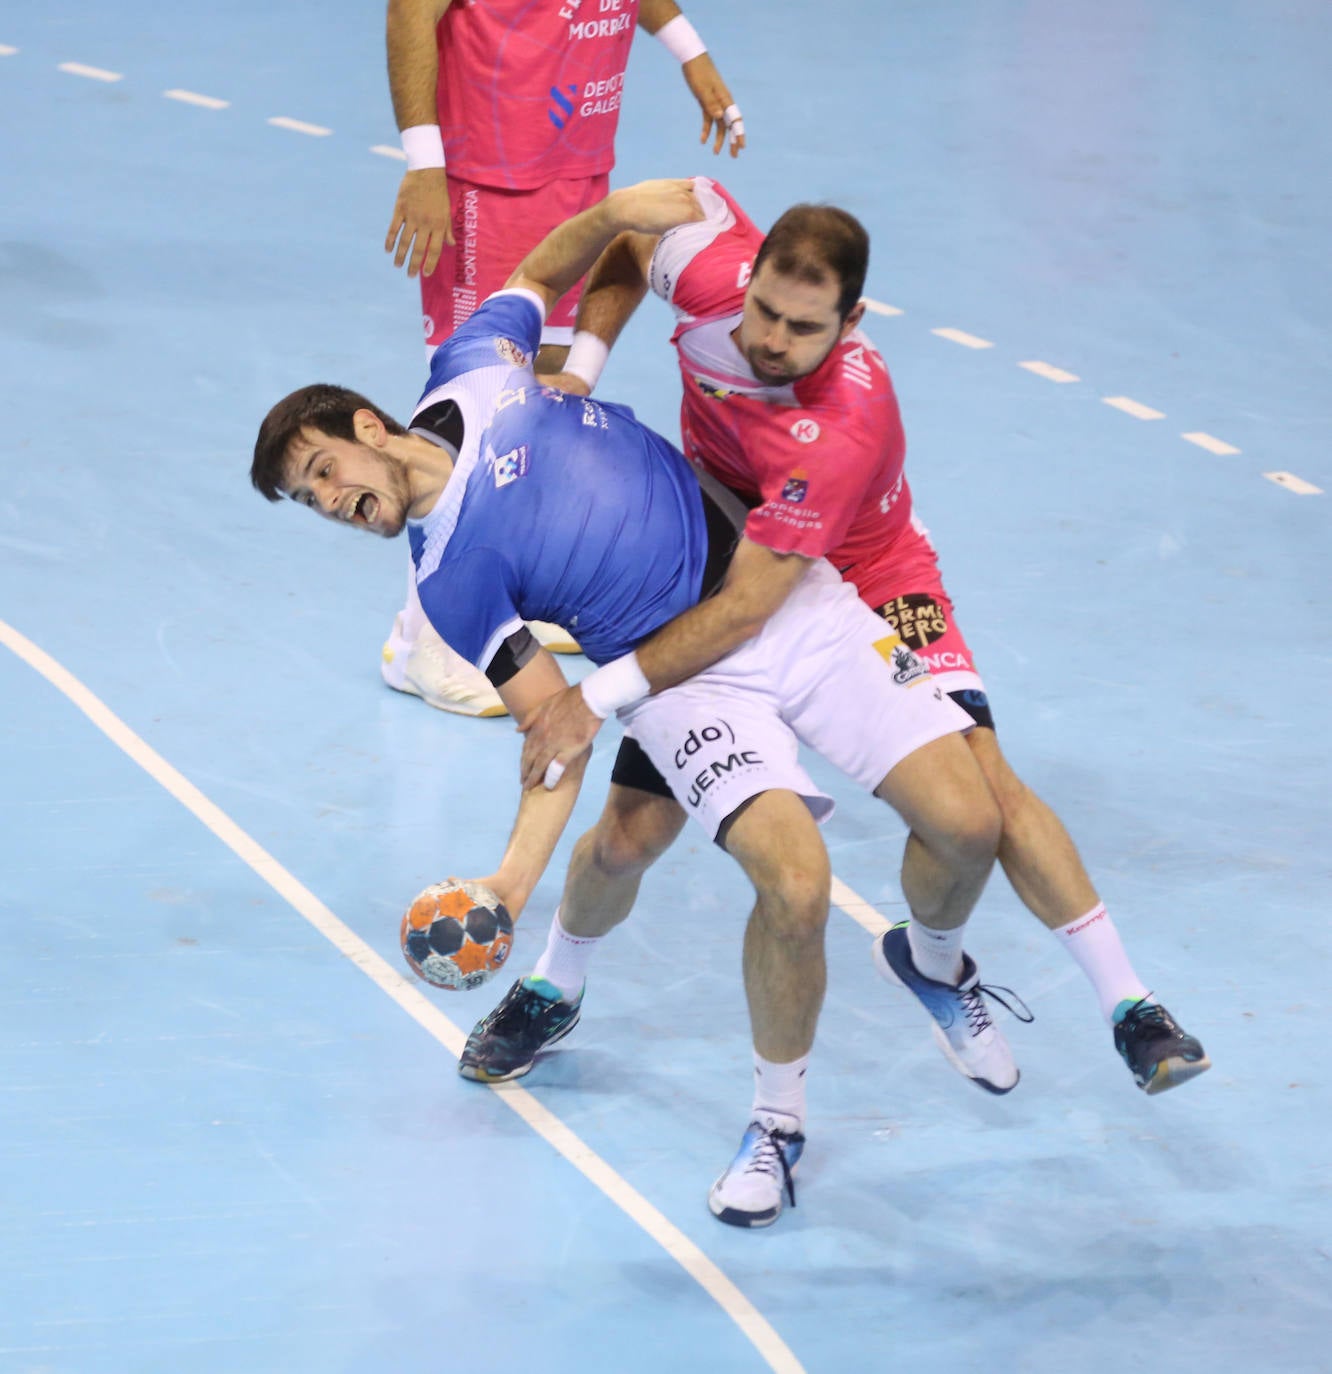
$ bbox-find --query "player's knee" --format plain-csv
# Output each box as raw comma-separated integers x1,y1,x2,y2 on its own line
755,863,831,943
582,801,679,879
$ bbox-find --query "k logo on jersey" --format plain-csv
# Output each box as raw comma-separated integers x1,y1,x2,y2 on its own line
790,418,820,444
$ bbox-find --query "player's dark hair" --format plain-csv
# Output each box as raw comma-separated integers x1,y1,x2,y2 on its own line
250,384,407,502
753,204,870,320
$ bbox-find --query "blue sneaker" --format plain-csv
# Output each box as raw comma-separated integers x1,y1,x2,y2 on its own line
458,976,582,1083
1113,997,1210,1094
872,922,1029,1094
708,1111,806,1228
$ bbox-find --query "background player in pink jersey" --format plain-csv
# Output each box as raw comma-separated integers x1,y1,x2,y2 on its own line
515,177,1209,1100
379,0,745,717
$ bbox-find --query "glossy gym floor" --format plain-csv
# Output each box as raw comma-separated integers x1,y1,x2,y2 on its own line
2,3,1328,1370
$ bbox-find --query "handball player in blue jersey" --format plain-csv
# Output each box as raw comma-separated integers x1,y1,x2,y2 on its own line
251,181,1007,1228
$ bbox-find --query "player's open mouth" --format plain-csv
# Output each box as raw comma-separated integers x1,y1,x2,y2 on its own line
348,492,378,525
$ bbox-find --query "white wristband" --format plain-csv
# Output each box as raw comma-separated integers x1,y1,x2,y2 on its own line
580,653,651,719
401,124,446,171
564,331,610,391
655,14,707,64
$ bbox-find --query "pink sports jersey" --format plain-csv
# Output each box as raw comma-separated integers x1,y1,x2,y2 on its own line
437,0,639,191
649,178,919,609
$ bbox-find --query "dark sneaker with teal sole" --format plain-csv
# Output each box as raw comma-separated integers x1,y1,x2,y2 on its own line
1114,998,1211,1094
458,975,582,1083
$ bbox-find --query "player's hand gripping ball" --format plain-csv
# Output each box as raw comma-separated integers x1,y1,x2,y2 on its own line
400,879,514,991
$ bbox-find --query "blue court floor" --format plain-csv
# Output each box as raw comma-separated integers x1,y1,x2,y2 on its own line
1,3,1329,1372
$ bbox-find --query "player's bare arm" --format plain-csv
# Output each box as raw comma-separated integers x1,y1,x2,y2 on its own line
385,0,455,276
637,0,745,157
518,540,813,790
506,179,702,320
475,648,591,916
534,230,658,395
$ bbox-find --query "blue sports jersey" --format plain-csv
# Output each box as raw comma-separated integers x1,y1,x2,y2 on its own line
406,290,712,670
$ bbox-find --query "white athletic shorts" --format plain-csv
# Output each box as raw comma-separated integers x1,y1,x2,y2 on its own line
618,559,973,841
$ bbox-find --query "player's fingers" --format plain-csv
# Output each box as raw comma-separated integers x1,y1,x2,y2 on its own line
385,214,405,256
422,231,445,279
723,104,746,157
407,230,430,279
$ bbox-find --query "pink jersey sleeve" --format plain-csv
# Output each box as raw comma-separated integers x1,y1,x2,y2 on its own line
649,177,763,320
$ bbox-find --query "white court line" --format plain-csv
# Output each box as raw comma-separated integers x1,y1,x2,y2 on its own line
268,116,332,136
932,327,993,349
164,88,230,110
1263,471,1323,496
0,615,806,1374
58,61,122,82
371,144,408,161
830,877,894,936
1019,360,1080,384
1182,431,1240,456
1102,395,1164,420
863,298,903,317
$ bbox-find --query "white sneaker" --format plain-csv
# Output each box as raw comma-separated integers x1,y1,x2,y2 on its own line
528,620,582,654
380,614,507,718
707,1110,805,1228
872,922,1030,1095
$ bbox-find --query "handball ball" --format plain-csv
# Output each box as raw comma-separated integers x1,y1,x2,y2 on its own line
400,879,514,991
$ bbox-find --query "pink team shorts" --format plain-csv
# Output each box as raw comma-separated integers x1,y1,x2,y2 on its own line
420,172,610,348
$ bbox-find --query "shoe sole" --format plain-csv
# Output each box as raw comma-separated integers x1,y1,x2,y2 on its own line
1141,1051,1212,1095
871,934,1019,1096
708,1198,782,1228
456,1009,581,1083
385,674,508,719
708,1161,800,1229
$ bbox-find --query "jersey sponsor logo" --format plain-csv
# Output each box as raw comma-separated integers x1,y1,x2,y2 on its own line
842,342,876,391
781,470,809,504
879,472,905,515
548,83,578,130
873,633,932,688
579,72,624,117
790,418,820,444
494,337,530,368
876,592,948,648
492,444,530,488
580,397,609,429
568,3,634,42
920,649,974,673
692,374,736,401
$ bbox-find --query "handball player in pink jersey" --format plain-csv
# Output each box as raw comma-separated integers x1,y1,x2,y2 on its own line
380,0,745,716
513,176,1209,1104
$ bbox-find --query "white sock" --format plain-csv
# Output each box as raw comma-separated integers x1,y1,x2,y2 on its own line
752,1051,809,1130
1052,903,1151,1024
531,909,600,1003
907,920,966,984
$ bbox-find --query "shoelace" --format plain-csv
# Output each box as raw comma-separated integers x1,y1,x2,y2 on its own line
959,981,1035,1038
485,984,558,1037
1123,997,1175,1037
742,1127,798,1208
